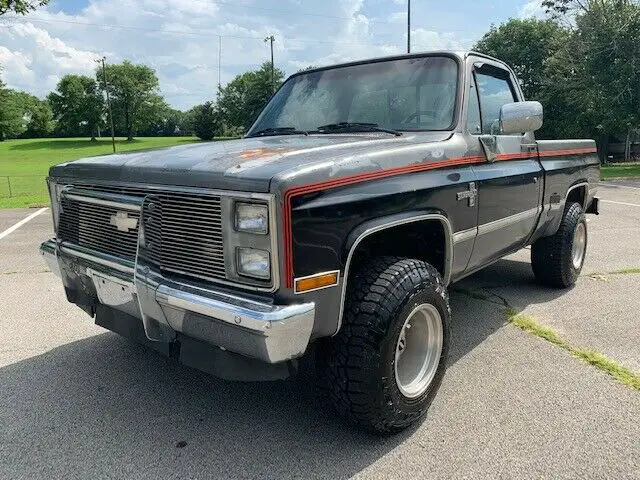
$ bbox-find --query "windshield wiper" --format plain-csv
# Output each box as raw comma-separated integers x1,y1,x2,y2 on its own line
315,122,402,137
248,127,308,137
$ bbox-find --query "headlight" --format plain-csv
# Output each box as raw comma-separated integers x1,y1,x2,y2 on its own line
48,180,64,231
236,247,271,279
234,202,268,234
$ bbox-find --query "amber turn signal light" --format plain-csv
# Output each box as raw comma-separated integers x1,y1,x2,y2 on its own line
294,271,339,294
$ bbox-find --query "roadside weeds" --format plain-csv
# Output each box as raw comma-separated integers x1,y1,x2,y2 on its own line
505,308,640,391
587,267,640,282
454,286,640,392
1,269,50,275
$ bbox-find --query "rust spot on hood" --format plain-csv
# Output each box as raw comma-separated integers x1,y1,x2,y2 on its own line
239,147,297,159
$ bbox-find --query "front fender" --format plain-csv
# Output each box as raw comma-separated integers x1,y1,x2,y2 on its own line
343,210,454,285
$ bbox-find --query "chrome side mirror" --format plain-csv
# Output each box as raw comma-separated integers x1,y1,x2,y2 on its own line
499,101,543,134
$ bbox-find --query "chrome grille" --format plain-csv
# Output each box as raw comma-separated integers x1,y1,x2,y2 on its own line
57,184,227,283
143,194,226,281
58,198,139,260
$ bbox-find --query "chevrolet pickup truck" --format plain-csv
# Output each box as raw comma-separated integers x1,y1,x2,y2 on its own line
41,51,600,434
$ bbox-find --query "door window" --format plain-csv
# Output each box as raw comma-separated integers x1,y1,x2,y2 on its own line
466,79,482,135
475,72,516,134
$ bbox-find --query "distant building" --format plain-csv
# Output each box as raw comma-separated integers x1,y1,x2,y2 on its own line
608,130,640,162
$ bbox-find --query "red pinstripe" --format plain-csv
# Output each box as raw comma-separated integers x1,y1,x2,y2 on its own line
538,147,597,157
281,147,597,288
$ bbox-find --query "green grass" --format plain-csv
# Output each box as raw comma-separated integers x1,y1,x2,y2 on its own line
588,267,640,280
0,137,201,208
571,348,640,390
601,163,640,179
505,308,640,390
610,267,640,275
505,308,568,348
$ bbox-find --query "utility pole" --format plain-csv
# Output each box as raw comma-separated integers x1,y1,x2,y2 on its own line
264,35,275,94
218,35,222,97
407,0,411,53
96,57,116,153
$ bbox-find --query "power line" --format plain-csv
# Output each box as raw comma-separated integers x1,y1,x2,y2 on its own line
0,16,395,48
211,0,399,26
5,81,230,97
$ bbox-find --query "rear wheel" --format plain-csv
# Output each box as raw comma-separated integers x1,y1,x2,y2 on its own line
531,202,587,288
321,257,450,434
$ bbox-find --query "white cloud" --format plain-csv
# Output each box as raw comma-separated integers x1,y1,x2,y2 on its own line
519,0,547,19
388,11,407,24
0,22,97,96
0,0,475,109
411,28,467,52
0,46,36,87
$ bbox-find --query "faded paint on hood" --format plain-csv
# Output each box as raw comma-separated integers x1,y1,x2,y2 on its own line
49,133,452,192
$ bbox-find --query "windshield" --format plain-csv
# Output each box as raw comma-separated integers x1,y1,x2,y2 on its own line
248,56,459,135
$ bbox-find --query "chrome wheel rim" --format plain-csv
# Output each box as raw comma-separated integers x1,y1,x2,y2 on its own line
572,222,586,269
394,303,444,399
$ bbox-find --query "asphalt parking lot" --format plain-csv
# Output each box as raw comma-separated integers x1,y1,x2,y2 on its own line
1,182,638,479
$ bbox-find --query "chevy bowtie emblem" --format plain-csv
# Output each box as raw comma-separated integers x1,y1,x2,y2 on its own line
109,211,138,232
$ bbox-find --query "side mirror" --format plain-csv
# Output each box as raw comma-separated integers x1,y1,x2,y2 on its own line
499,101,543,134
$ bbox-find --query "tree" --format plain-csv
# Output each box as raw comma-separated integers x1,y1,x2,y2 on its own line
0,89,52,139
0,71,12,141
122,93,170,136
98,61,161,141
48,75,104,139
544,0,640,159
191,102,221,140
0,0,49,15
1,90,29,139
474,19,569,101
217,62,285,132
24,99,53,137
542,0,606,17
139,106,185,136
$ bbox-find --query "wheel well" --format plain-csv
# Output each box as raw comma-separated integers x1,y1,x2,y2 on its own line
567,185,587,209
348,220,447,281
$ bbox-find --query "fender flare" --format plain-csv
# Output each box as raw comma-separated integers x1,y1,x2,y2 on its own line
334,211,453,335
543,181,589,237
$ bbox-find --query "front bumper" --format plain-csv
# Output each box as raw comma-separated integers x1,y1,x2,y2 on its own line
41,239,315,364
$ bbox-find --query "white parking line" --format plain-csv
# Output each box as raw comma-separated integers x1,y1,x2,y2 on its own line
601,200,640,207
0,208,49,241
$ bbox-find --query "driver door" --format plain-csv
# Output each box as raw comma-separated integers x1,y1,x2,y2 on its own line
466,61,543,271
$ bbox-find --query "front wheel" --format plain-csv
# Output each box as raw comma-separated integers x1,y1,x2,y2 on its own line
531,202,587,288
322,257,451,434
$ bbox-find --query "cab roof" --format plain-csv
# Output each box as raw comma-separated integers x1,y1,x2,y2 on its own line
289,50,509,79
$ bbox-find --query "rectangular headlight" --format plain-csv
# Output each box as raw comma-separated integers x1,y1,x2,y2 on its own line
48,180,63,231
234,202,268,234
236,247,271,279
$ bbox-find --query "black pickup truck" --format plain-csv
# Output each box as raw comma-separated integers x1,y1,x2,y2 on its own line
41,51,600,434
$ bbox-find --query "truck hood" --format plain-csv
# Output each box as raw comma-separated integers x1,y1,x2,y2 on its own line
49,133,452,192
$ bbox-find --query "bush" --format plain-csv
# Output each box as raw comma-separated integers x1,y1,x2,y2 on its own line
221,125,245,138
192,102,221,141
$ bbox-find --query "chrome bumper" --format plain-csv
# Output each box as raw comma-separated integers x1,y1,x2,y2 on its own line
40,239,315,363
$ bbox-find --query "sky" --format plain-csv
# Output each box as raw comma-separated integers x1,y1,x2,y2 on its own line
0,0,545,110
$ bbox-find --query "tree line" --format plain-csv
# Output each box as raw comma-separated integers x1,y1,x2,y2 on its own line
474,0,640,160
2,0,639,160
0,60,284,142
